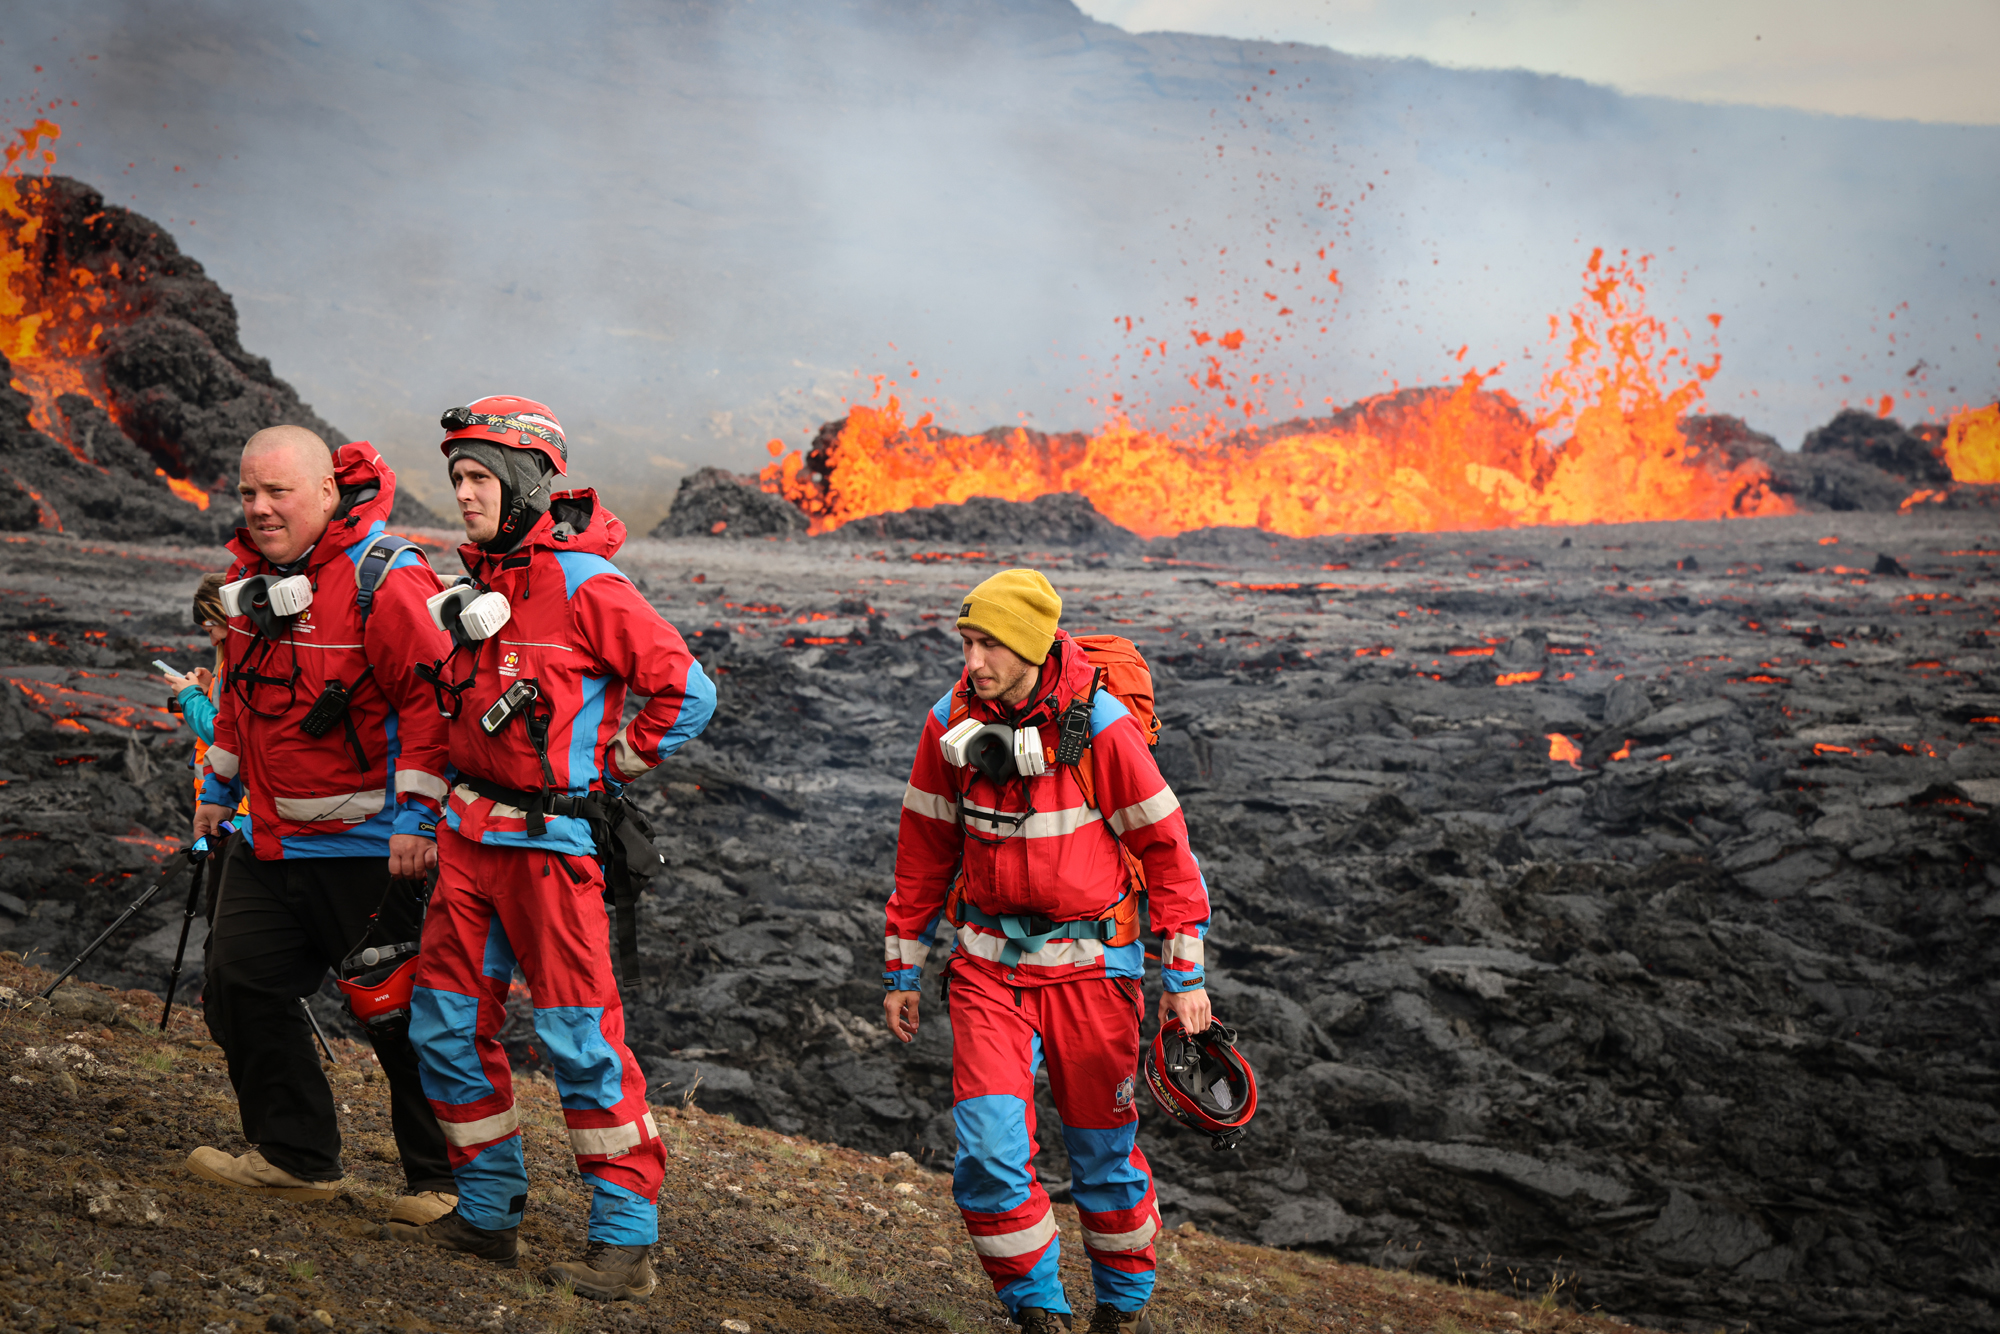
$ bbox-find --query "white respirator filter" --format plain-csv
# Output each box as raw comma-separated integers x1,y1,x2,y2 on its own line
219,573,313,620
939,718,986,768
1012,725,1047,777
426,584,512,644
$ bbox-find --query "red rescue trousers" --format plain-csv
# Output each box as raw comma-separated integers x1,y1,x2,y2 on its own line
409,826,663,1244
948,961,1162,1316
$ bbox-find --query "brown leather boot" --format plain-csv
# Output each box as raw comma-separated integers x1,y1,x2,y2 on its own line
1017,1309,1074,1333
1085,1304,1157,1333
544,1240,657,1301
385,1208,522,1267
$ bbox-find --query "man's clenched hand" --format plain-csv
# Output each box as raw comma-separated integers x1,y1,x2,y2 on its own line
388,833,437,881
1161,986,1211,1035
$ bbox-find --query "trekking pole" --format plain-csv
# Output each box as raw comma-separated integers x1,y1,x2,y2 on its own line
301,998,338,1064
40,837,211,1001
159,828,229,1031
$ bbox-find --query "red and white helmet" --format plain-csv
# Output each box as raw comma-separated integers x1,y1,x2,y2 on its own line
439,395,569,474
1146,1017,1258,1150
335,942,421,1031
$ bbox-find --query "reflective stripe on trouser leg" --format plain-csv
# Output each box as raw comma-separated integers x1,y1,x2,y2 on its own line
950,962,1068,1316
1039,975,1157,1311
410,836,527,1232
506,856,662,1245
1064,1123,1161,1310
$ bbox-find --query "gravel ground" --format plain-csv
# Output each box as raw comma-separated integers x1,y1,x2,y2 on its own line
0,956,1622,1334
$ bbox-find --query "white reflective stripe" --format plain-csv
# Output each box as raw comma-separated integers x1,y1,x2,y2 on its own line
641,1111,660,1140
960,801,1101,840
610,725,650,777
272,789,387,822
1107,787,1181,836
454,782,532,819
885,936,930,967
440,1106,519,1147
206,747,240,779
1161,933,1205,970
496,639,574,651
1083,1217,1159,1253
570,1121,643,1157
957,923,1104,969
901,784,958,823
968,1212,1058,1258
394,769,450,800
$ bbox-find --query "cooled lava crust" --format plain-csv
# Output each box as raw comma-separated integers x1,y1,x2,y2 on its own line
2,507,1998,1333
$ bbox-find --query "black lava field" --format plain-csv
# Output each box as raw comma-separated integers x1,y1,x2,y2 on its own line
3,503,1998,1334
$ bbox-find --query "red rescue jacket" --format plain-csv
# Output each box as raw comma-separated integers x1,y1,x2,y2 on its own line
436,490,715,860
884,630,1210,992
199,443,451,859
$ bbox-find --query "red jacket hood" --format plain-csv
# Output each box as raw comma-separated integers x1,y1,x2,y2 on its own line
456,487,626,579
226,440,402,573
958,628,1092,727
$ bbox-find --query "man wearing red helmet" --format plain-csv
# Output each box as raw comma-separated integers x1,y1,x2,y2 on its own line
883,570,1212,1334
394,396,714,1304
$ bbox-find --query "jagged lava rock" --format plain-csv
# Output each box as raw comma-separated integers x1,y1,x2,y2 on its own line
827,491,1140,551
653,465,809,539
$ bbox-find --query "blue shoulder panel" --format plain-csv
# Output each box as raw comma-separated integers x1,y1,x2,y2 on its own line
1088,689,1131,737
931,692,954,727
342,520,390,565
554,552,627,600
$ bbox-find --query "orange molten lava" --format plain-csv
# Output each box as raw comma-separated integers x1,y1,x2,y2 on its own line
1,118,205,511
763,250,1794,537
1939,403,2000,484
1546,733,1582,768
1,120,116,451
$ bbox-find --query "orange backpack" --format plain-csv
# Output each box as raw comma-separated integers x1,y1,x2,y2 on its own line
943,635,1160,949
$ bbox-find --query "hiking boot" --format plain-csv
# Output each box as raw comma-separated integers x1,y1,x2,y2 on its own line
1085,1303,1157,1334
1017,1310,1074,1334
185,1147,340,1203
387,1190,459,1227
544,1240,657,1301
385,1207,522,1268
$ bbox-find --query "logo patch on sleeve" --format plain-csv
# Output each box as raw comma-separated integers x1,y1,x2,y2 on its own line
1113,1074,1135,1108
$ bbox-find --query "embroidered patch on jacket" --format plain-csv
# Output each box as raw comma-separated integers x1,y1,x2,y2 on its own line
1113,1074,1135,1108
499,650,521,678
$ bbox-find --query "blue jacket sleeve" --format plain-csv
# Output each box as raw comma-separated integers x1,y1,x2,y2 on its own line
178,685,218,745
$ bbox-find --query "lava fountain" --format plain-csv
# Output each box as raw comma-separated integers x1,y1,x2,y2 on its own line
0,119,209,511
762,250,1806,539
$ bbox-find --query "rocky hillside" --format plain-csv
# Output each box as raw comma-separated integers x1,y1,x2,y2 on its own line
0,954,1611,1334
0,177,437,542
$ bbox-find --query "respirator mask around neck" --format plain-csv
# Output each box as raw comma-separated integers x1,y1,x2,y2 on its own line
426,582,512,648
940,718,1048,783
220,573,313,640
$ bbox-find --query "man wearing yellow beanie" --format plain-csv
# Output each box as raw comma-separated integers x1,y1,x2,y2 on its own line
883,568,1213,1334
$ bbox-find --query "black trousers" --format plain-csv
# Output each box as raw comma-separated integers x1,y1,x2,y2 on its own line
202,845,453,1191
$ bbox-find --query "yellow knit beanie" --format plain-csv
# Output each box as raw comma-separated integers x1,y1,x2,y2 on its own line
956,569,1062,665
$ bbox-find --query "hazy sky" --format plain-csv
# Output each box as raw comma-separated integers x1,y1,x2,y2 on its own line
1077,0,2000,125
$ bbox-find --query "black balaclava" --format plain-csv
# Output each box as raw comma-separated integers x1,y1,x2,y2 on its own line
448,440,556,553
